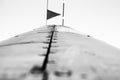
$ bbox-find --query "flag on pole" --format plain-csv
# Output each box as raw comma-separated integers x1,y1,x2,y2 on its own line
47,10,61,20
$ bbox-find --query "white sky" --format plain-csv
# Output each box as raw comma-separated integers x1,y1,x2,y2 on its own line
0,0,120,49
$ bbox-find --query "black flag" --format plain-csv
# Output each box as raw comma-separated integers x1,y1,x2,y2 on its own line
47,10,60,19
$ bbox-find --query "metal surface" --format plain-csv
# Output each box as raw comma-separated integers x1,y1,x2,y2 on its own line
0,25,120,80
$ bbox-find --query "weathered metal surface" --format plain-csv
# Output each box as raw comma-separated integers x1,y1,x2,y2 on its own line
0,25,120,80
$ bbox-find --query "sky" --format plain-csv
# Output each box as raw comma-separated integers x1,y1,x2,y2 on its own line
0,0,120,49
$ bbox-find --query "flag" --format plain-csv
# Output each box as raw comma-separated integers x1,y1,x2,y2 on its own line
47,10,60,20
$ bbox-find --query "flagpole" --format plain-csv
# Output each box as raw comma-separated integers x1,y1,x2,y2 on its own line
46,0,49,25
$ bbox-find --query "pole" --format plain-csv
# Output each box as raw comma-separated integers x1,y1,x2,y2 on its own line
62,1,65,26
46,0,49,25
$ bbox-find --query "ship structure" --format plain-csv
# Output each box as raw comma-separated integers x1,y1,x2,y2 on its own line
0,25,120,80
1,0,120,80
